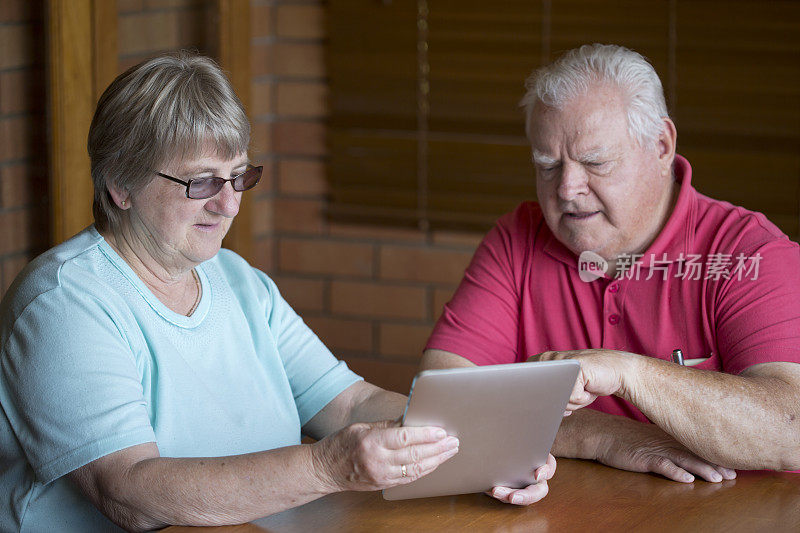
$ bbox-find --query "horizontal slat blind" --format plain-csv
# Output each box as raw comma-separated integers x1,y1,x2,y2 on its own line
425,1,542,229
327,1,419,226
328,0,800,237
675,0,800,236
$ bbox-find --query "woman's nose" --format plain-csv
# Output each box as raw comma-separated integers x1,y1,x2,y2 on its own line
206,182,241,218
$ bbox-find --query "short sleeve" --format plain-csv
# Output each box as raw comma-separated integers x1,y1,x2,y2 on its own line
425,205,532,365
0,287,155,485
714,238,800,374
259,274,362,425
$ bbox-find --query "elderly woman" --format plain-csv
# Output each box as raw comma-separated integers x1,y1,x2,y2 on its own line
0,53,555,532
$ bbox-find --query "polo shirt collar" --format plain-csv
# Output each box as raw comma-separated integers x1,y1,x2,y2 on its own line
542,154,696,270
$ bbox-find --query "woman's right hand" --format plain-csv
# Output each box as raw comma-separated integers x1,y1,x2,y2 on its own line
310,420,459,492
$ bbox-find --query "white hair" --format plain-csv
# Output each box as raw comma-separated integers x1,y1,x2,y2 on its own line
520,43,669,147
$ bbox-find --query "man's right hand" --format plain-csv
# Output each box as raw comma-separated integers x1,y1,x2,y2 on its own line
554,409,736,483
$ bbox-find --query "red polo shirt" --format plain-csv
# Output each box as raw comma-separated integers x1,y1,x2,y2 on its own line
426,155,800,422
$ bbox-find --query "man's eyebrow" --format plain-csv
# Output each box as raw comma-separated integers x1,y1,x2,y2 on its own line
578,147,610,162
532,150,558,165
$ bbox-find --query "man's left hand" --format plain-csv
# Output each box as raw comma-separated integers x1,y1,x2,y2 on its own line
530,349,638,410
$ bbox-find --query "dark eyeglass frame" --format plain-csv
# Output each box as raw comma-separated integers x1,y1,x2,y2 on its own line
156,165,263,199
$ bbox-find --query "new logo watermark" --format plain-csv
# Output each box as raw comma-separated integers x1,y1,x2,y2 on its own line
578,251,608,282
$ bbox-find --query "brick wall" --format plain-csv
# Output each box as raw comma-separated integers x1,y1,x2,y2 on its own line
0,1,48,293
253,0,482,390
0,0,481,392
118,0,217,69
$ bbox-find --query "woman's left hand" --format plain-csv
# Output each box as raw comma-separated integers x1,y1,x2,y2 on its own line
486,454,556,505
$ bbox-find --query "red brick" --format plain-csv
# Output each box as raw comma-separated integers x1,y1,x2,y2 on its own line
276,81,327,118
304,316,372,353
276,5,324,39
274,197,326,235
0,69,43,114
0,117,35,161
271,275,325,313
1,163,46,208
329,223,426,243
0,209,33,255
279,238,373,276
379,246,472,284
0,0,40,22
379,323,432,359
118,12,179,55
2,254,31,295
344,356,418,394
250,120,271,158
249,161,273,194
251,42,272,77
174,8,208,51
273,121,325,156
278,159,327,195
251,236,274,273
251,4,272,39
331,281,426,319
249,195,273,236
271,43,324,77
431,230,484,249
433,286,457,320
117,0,145,13
118,54,151,72
0,25,35,69
144,0,202,8
251,80,273,116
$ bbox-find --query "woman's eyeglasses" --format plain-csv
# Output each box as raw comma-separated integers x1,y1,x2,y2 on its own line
157,165,263,199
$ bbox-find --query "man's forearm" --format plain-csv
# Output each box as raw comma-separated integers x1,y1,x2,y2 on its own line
620,358,800,470
550,405,737,482
550,408,607,460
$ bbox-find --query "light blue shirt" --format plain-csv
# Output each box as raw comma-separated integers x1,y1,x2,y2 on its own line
0,226,362,532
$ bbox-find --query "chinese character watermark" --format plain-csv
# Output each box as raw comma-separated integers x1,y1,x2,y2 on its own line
577,252,762,282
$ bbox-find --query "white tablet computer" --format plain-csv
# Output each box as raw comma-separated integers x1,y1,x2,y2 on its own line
382,360,579,501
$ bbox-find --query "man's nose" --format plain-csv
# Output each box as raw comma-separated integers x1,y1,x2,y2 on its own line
557,162,589,201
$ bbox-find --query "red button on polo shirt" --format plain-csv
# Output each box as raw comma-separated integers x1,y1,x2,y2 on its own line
608,314,620,325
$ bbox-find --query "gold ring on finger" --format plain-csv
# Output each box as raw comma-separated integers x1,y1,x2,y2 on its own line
401,464,408,478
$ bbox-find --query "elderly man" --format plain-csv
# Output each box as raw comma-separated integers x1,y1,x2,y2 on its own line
422,43,800,483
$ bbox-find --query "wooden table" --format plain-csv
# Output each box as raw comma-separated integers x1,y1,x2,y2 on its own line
165,459,800,532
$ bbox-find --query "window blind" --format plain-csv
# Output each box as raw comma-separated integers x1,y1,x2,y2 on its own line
327,0,800,237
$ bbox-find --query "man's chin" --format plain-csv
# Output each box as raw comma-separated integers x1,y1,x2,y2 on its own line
560,236,609,259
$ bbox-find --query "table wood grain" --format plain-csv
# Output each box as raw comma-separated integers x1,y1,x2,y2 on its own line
165,459,800,532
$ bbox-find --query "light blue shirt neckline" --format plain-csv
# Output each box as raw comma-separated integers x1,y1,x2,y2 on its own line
91,226,212,328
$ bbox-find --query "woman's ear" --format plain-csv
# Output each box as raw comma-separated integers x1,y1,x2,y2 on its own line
106,181,130,209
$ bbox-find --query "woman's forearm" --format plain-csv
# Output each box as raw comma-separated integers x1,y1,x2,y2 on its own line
71,442,334,531
72,411,457,532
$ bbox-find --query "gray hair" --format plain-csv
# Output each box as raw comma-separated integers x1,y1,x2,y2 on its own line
88,51,250,231
520,43,669,147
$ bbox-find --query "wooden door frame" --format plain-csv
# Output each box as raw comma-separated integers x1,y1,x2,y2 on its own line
47,0,254,261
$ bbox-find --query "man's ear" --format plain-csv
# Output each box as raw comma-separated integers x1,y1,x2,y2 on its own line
657,117,677,173
106,181,130,209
